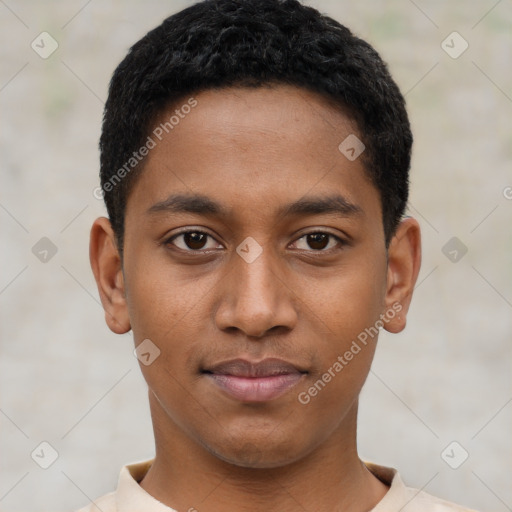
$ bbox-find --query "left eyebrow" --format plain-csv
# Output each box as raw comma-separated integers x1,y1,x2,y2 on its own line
277,194,363,219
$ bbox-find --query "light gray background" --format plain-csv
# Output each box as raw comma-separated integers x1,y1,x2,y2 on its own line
1,1,511,511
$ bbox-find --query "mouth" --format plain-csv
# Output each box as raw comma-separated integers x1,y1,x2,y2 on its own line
202,358,307,403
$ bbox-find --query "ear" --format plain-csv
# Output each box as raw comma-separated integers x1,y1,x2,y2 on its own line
383,217,421,334
89,217,131,334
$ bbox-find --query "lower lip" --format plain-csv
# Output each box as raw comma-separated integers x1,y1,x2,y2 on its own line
206,373,304,402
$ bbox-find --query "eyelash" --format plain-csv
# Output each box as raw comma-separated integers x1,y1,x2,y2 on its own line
164,229,346,254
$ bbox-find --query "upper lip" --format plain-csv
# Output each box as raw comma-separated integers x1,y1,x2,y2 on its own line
203,358,305,378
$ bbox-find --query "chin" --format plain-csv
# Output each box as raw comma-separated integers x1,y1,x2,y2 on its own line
205,436,309,470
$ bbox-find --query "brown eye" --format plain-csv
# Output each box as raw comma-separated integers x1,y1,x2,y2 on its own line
183,232,207,250
306,233,329,250
293,232,343,251
168,231,221,252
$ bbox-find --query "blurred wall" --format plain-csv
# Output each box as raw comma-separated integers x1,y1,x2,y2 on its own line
1,1,511,510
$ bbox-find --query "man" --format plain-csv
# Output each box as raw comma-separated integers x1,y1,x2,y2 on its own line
83,0,476,510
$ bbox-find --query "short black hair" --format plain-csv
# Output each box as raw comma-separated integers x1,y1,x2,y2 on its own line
99,0,412,256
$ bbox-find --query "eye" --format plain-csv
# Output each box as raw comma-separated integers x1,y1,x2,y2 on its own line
292,232,343,251
166,230,222,252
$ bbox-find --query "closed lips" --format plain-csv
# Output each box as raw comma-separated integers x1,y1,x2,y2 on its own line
203,358,306,377
203,358,307,402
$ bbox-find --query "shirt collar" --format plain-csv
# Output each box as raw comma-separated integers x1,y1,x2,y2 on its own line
116,459,177,512
114,458,408,512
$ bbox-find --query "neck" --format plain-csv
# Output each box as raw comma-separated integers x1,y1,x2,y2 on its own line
140,393,388,512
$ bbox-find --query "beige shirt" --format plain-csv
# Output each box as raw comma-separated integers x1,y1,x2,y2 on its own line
76,459,477,512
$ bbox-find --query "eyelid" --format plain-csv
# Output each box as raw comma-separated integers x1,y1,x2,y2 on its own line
165,228,224,252
293,228,347,240
289,230,347,251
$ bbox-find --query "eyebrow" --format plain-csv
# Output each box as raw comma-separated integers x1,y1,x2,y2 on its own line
148,193,228,216
277,194,362,218
147,193,362,219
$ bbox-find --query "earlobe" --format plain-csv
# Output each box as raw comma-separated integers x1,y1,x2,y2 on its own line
383,217,421,334
89,217,131,334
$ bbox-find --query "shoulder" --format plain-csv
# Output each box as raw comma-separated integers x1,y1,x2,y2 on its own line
74,491,116,512
401,486,478,512
73,459,155,512
365,462,479,512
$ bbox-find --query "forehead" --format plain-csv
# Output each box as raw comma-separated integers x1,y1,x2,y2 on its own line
161,84,359,153
126,84,380,227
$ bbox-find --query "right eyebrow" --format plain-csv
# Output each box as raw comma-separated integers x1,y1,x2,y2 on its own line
147,193,230,217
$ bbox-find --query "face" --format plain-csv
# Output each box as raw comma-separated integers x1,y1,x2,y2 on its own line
91,84,420,469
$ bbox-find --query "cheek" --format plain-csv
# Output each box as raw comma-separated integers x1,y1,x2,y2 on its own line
295,278,383,428
123,249,218,390
305,255,387,342
123,243,211,341
296,252,386,397
125,279,207,381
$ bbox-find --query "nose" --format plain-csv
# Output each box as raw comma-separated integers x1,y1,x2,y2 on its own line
214,244,298,339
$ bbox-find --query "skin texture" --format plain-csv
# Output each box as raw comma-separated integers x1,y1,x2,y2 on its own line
90,84,421,512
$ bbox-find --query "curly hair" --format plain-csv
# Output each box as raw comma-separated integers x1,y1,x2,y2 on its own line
99,0,412,256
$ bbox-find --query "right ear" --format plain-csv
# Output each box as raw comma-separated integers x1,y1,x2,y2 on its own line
89,217,131,334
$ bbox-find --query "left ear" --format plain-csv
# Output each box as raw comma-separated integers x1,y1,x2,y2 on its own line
383,217,421,334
